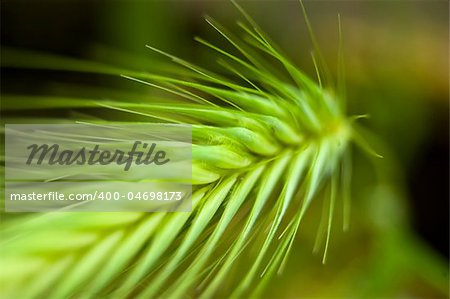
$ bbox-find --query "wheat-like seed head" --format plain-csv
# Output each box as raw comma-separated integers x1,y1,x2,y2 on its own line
0,1,377,298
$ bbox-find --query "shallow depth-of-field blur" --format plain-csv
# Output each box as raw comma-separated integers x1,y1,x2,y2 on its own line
1,1,449,298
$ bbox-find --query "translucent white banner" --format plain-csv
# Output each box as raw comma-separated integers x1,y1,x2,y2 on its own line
5,123,192,212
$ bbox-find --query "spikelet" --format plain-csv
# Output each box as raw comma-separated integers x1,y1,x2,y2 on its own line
0,1,369,298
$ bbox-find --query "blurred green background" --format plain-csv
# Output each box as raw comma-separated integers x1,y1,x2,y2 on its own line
1,0,448,298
